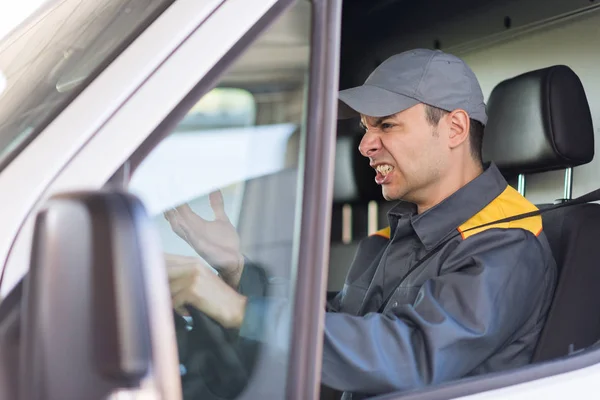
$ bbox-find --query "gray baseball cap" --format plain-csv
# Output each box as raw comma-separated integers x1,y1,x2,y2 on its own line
338,49,487,125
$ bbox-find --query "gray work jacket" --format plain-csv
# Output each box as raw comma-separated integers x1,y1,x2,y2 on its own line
239,163,557,399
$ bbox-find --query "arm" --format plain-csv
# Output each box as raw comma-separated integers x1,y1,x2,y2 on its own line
320,229,555,394
237,235,390,345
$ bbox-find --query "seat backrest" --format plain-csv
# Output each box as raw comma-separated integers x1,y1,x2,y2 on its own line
484,65,597,362
537,205,600,360
237,129,301,297
328,122,385,292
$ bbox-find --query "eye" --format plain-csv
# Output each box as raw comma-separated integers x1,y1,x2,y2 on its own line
358,122,367,132
381,122,394,130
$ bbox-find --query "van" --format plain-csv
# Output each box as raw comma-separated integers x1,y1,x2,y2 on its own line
0,0,598,398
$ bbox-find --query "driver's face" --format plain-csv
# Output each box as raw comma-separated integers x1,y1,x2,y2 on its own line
358,103,448,203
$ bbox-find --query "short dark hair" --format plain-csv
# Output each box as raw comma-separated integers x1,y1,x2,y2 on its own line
424,104,484,163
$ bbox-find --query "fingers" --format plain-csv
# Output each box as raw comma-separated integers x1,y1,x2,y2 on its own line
163,209,176,229
169,276,192,294
164,204,207,232
164,253,198,265
164,206,208,249
166,263,196,280
163,209,188,238
165,256,212,281
163,208,176,220
175,204,211,228
169,267,196,314
209,190,230,222
164,192,230,224
174,203,196,218
174,306,189,317
172,289,190,313
163,208,182,224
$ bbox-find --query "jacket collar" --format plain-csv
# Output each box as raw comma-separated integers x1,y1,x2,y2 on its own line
387,162,508,250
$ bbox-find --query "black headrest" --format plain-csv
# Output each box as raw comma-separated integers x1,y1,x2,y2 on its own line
483,65,594,177
333,119,383,203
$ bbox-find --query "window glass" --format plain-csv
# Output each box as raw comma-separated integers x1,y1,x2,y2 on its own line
0,0,180,170
127,1,312,398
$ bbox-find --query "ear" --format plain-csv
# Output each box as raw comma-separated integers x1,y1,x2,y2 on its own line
447,109,470,149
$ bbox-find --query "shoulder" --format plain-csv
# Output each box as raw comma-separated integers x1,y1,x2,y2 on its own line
371,226,391,239
448,186,555,274
458,185,543,240
355,227,390,256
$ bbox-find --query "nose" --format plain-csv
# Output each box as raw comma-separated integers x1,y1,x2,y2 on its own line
359,129,382,158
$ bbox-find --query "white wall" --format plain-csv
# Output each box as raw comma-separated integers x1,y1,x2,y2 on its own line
461,11,600,204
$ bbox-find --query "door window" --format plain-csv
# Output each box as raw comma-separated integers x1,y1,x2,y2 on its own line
127,1,312,398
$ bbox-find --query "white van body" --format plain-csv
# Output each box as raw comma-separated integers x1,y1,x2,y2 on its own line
0,0,599,399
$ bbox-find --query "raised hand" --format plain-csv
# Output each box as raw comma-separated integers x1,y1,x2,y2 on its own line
164,190,244,288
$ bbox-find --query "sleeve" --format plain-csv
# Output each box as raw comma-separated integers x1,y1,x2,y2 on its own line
235,232,390,356
236,258,295,351
237,257,270,297
320,228,554,394
237,261,345,349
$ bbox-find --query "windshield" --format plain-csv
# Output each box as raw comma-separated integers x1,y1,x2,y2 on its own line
0,0,175,170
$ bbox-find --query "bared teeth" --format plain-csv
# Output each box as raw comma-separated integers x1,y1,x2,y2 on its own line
376,164,393,176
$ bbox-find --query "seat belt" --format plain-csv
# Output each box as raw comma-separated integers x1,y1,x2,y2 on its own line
376,187,600,314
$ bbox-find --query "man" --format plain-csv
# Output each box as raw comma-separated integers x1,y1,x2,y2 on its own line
164,49,557,398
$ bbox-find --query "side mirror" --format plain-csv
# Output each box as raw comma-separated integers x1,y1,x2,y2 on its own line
19,190,181,400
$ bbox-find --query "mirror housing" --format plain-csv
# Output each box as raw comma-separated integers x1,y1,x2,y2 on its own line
19,190,181,399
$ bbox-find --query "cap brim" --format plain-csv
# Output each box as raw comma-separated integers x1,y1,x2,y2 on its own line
337,84,420,120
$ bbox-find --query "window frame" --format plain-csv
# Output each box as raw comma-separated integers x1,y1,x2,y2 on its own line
284,0,342,397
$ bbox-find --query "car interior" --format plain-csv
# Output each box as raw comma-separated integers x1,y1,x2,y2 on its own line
322,0,600,397
329,61,599,345
322,63,600,398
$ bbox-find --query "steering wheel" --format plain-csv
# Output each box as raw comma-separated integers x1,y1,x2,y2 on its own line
174,305,261,400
